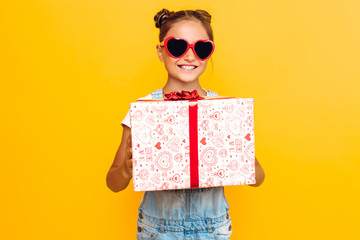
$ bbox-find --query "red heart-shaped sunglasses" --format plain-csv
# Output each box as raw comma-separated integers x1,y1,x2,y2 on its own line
160,36,215,61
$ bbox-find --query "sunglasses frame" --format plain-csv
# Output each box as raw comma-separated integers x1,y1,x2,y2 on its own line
160,36,215,61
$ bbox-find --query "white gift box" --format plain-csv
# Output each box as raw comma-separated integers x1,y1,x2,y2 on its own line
130,97,256,191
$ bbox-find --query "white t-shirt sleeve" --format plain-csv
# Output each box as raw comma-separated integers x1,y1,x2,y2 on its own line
121,93,153,128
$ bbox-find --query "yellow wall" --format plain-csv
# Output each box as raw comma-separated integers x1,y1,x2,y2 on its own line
1,0,359,239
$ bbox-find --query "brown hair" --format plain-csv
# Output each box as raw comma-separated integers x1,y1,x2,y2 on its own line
154,9,214,42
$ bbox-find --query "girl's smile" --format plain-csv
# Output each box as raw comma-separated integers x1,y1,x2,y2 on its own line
177,64,198,71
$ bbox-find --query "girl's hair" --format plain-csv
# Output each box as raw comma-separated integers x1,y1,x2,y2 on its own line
154,9,213,42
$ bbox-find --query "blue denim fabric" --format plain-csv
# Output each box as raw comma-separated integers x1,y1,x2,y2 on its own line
136,89,231,239
136,187,232,240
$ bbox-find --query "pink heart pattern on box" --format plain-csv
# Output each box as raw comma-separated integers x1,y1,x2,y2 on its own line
130,98,255,191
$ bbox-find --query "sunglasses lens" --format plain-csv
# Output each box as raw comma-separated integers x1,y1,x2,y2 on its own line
194,41,213,60
167,38,188,57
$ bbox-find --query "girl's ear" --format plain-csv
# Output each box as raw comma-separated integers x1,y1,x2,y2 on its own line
156,45,164,62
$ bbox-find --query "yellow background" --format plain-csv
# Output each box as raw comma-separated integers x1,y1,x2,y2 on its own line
1,0,359,239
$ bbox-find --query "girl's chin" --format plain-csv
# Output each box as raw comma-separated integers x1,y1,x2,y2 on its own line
171,73,203,83
173,77,199,83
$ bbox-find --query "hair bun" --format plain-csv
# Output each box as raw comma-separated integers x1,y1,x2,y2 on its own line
154,8,171,28
195,9,212,24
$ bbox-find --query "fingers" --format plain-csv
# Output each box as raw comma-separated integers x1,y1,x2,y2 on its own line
123,148,133,171
125,150,133,170
125,133,133,159
125,133,133,171
128,159,133,170
126,147,133,160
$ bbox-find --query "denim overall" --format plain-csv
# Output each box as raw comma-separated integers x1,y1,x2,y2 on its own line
136,89,232,240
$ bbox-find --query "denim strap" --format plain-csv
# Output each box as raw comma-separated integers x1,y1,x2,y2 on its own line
151,89,163,99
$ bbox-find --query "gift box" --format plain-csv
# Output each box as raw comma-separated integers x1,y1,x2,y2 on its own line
129,97,255,191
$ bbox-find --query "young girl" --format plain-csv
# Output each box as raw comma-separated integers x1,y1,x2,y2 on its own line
107,9,265,239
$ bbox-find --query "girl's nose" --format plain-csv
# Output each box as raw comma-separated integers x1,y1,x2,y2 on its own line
183,48,196,61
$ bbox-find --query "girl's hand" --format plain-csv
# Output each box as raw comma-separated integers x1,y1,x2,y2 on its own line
106,126,133,192
248,157,265,187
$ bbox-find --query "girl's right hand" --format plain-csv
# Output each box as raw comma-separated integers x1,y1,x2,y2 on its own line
106,126,133,192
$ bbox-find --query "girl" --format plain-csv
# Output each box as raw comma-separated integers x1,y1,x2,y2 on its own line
106,9,265,239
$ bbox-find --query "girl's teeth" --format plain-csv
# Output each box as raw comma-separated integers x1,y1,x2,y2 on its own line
180,65,196,70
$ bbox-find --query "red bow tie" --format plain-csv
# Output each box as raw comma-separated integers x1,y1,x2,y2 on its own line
164,90,204,101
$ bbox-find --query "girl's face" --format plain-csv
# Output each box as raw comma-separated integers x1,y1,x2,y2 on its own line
157,20,211,84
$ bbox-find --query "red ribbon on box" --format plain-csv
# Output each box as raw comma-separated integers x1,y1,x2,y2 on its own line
188,100,199,188
164,90,204,101
165,90,200,188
